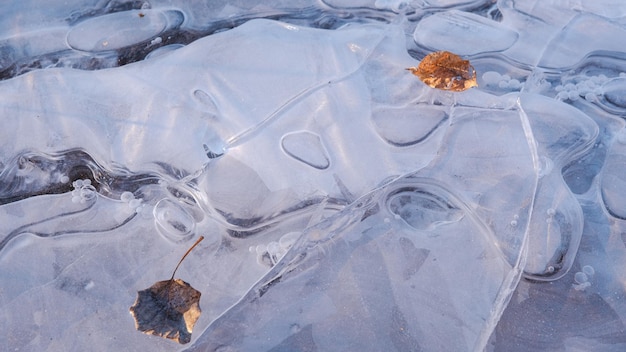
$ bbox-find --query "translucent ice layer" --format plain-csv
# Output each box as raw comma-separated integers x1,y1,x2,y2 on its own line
1,1,626,352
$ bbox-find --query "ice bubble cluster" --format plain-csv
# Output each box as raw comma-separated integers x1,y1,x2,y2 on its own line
373,0,408,12
555,74,608,102
120,191,144,213
573,265,595,291
71,179,96,204
250,231,300,268
482,71,523,90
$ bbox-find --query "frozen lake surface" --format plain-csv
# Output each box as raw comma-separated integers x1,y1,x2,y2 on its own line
1,0,626,351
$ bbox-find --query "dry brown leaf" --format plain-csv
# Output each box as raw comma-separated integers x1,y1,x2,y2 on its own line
129,279,201,344
130,236,204,344
407,51,477,92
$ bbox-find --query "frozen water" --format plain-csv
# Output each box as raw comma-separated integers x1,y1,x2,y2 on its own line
280,131,331,170
66,9,184,52
413,10,519,55
0,1,626,351
188,175,525,351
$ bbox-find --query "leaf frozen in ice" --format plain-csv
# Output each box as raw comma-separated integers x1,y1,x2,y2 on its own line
129,278,201,344
407,51,477,91
129,236,204,344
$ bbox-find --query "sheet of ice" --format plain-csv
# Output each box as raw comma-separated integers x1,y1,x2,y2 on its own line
1,1,626,351
66,9,184,52
187,174,526,351
413,10,518,55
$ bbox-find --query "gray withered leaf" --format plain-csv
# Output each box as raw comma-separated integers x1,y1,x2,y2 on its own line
129,236,204,344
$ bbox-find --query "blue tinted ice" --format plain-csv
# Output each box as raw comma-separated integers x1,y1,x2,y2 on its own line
1,1,626,351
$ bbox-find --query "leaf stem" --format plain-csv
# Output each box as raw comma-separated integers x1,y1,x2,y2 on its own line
170,236,204,281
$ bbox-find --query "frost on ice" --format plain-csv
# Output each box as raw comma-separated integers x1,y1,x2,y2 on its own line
1,1,626,351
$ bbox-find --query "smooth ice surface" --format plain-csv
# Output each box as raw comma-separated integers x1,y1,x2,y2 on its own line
1,1,626,351
413,10,518,55
66,9,184,52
